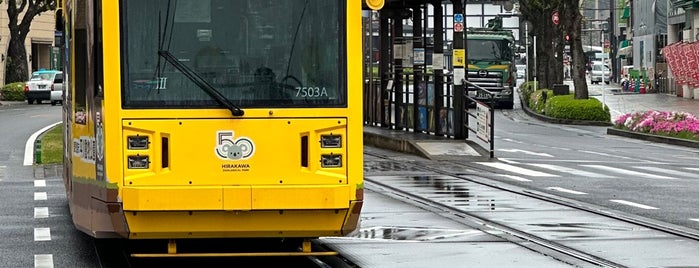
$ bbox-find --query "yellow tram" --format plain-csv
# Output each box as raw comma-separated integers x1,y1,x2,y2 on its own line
56,0,383,254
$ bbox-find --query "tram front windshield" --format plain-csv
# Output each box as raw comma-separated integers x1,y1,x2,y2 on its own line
121,0,345,109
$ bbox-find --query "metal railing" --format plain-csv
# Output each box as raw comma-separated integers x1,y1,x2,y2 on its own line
463,79,495,158
363,72,496,158
364,72,456,137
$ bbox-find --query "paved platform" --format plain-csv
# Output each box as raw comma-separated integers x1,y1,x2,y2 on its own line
364,91,699,159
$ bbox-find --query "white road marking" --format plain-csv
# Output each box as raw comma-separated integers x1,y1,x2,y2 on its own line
34,192,48,201
34,180,46,187
528,163,614,178
684,167,699,172
690,219,699,223
34,207,49,219
633,166,698,178
577,150,645,162
499,158,521,164
547,187,587,195
0,165,5,178
34,254,54,268
477,162,558,177
610,200,658,210
24,122,62,166
34,228,51,241
498,174,532,182
581,165,675,180
498,149,554,157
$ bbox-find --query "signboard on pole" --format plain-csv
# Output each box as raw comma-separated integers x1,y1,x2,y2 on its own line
476,102,490,142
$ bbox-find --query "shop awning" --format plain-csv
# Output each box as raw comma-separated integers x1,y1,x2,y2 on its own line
618,45,632,58
621,6,630,19
619,40,629,48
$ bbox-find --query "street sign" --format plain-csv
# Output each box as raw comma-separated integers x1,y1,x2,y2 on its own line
595,53,609,59
454,22,463,32
454,14,463,23
604,40,610,48
552,11,560,25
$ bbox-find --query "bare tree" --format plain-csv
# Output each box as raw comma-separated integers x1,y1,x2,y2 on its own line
4,0,57,84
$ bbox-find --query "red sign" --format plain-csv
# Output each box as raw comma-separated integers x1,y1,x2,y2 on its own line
552,11,560,25
454,23,463,32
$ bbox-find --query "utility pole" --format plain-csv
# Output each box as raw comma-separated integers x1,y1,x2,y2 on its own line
451,0,465,139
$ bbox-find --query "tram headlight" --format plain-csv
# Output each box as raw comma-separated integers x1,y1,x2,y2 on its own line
320,154,342,168
127,135,149,150
127,155,150,169
320,134,342,148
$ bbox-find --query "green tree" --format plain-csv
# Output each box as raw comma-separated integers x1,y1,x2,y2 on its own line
519,0,589,99
4,0,57,84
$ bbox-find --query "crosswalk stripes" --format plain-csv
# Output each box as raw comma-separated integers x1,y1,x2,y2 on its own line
527,163,615,178
632,166,698,178
580,165,675,180
478,162,697,180
476,162,558,177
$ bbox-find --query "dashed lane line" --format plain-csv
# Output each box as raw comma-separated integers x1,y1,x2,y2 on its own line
34,192,47,201
34,207,49,219
34,180,46,187
610,200,659,210
34,254,53,268
546,187,587,195
34,228,51,241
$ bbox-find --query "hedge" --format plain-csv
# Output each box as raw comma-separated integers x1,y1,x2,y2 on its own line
1,82,26,101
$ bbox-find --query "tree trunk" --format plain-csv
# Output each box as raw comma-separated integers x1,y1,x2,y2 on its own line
564,0,589,99
534,20,562,90
5,32,29,84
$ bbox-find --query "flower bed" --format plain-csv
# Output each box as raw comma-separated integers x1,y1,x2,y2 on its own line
613,111,699,141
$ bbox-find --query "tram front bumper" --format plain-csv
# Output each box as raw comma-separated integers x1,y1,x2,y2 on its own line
121,185,362,239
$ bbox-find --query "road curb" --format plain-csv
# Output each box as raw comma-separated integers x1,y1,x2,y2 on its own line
606,128,699,148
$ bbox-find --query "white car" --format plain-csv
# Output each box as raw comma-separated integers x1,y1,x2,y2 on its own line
590,64,611,84
24,70,62,104
49,72,64,106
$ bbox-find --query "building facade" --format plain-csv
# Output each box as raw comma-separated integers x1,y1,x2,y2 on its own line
0,3,57,86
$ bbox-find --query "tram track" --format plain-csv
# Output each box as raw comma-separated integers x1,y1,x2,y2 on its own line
364,150,699,267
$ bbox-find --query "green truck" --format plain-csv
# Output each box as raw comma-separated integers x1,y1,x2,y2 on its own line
465,18,516,109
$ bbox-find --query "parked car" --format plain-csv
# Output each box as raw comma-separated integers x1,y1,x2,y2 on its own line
24,70,62,104
590,63,611,84
49,72,64,106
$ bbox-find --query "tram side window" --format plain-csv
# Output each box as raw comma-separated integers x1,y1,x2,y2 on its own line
74,29,88,124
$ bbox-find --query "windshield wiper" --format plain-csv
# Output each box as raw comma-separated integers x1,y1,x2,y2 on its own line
158,50,244,117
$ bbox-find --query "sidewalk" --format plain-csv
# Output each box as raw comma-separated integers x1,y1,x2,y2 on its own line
364,88,699,159
563,80,699,119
